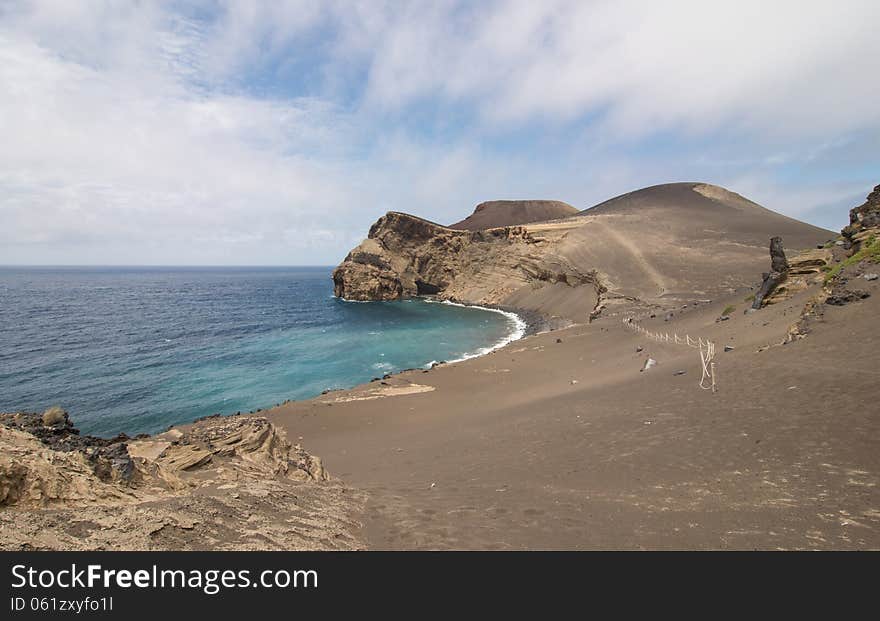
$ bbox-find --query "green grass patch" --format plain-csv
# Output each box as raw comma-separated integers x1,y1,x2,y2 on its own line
743,293,755,302
721,304,736,316
824,235,880,284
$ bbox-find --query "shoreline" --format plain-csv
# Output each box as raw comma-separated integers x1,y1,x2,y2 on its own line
194,296,547,435
265,282,880,549
2,293,535,440
170,297,539,435
273,296,536,415
420,298,528,365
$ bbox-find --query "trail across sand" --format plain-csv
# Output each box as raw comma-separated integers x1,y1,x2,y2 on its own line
590,220,669,296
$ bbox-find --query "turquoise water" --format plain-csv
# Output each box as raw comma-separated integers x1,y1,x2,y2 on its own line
0,267,523,437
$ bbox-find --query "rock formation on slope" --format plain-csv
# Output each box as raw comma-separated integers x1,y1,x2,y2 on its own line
820,184,880,308
770,183,878,341
0,411,362,550
333,183,832,322
767,184,879,313
752,237,790,308
751,240,832,308
843,184,880,249
449,200,579,231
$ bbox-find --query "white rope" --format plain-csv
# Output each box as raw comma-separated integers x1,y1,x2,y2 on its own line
698,339,716,391
623,316,717,393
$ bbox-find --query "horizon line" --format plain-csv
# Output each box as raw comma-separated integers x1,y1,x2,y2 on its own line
0,264,337,269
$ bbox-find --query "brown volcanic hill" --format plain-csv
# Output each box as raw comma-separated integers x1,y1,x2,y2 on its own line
333,183,835,322
450,199,578,231
583,182,829,249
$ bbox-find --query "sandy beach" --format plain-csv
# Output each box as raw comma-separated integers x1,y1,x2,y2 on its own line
257,182,880,549
267,280,880,549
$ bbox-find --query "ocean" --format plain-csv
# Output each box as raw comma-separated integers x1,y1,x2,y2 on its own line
0,267,523,437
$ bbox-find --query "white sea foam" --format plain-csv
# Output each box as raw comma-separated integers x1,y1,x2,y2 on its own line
422,299,527,366
332,295,371,302
336,296,527,368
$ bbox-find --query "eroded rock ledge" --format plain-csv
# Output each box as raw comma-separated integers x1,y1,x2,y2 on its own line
0,411,363,550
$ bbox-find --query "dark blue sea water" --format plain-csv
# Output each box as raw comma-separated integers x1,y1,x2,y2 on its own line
0,267,523,437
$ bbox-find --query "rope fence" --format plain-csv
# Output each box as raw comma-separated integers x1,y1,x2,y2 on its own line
623,317,717,392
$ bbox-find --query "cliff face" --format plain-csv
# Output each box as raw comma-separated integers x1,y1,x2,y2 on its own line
333,184,834,322
332,211,601,314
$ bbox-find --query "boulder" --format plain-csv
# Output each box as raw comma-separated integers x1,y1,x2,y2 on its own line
826,289,871,306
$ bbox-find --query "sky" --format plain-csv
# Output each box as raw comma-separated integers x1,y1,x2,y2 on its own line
0,0,878,266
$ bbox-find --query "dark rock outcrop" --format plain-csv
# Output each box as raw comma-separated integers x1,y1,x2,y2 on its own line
843,184,880,248
0,410,129,452
784,183,879,342
750,240,832,308
769,236,790,273
0,410,138,484
826,288,871,306
752,237,789,309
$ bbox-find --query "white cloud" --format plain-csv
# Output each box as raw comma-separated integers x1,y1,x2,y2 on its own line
0,1,877,264
363,0,880,138
0,4,366,264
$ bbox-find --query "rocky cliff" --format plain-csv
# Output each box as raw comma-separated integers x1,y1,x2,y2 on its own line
332,211,602,318
843,184,880,248
333,183,833,322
